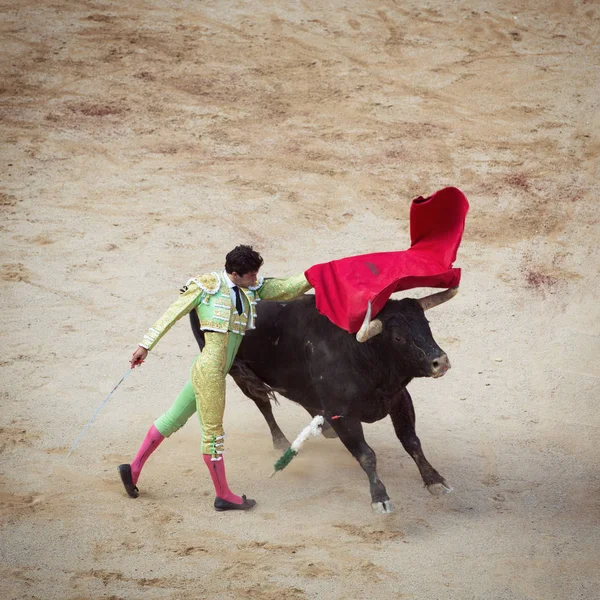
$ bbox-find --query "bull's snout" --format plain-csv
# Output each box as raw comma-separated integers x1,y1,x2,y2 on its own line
430,353,451,378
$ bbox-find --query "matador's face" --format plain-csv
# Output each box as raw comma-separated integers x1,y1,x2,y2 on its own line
231,270,259,289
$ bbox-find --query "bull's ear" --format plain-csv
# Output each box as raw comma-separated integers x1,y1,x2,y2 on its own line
417,287,459,312
356,301,383,342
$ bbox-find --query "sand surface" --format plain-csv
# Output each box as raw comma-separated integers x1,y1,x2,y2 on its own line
1,1,599,599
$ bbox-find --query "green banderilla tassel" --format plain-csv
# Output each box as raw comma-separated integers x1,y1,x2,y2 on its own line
271,448,298,476
270,415,324,477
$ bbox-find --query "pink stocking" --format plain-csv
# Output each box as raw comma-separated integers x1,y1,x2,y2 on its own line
130,425,164,485
203,455,243,504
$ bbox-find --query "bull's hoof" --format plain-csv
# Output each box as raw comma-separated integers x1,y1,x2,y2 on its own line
371,500,395,514
426,482,453,496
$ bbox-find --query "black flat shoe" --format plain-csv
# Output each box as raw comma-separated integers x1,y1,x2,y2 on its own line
214,495,256,512
117,464,139,498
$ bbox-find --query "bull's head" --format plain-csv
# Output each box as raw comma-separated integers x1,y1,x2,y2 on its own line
355,287,458,378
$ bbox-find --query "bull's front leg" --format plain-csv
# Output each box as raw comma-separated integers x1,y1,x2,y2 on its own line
329,416,394,514
389,388,452,495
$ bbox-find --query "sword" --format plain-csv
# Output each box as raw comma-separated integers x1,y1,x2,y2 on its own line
67,368,133,458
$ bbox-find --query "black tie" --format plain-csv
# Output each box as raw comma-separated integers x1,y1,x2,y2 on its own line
232,285,243,315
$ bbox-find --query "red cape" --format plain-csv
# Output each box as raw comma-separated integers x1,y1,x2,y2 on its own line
304,186,469,333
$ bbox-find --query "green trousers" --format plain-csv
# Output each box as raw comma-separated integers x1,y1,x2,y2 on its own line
153,331,243,455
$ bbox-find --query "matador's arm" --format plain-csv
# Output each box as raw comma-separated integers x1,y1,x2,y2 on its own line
256,273,312,301
139,282,203,351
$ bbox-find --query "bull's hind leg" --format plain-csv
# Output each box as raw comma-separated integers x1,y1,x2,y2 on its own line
329,417,393,514
229,371,290,451
390,389,452,495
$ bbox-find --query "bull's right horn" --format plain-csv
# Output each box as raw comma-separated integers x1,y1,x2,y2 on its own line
417,287,459,312
356,301,383,343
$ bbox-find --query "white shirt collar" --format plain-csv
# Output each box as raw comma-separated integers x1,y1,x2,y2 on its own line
222,270,236,289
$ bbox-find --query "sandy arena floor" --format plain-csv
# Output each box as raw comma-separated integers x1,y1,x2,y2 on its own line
1,1,599,599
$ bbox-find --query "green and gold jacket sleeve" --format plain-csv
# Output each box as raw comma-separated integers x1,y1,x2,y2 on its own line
256,273,312,301
139,282,203,351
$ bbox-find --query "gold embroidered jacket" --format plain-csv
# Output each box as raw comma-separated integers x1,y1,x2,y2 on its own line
139,271,311,351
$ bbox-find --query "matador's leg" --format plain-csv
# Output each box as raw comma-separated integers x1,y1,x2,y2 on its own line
191,332,228,456
118,378,198,497
192,332,255,510
154,379,198,438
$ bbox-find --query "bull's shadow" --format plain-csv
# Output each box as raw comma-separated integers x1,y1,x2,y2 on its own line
190,290,456,514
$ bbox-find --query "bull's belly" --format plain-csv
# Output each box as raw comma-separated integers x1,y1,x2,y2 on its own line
359,399,390,423
250,365,323,411
358,387,408,423
272,382,323,411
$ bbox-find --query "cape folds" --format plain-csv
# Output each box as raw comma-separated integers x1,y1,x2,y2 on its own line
304,186,469,333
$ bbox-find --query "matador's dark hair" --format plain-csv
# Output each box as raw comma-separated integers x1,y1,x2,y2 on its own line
225,245,264,275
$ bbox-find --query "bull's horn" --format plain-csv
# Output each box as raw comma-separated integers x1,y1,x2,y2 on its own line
417,287,459,312
356,301,383,342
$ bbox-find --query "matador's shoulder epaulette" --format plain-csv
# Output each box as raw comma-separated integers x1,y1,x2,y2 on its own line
180,271,221,295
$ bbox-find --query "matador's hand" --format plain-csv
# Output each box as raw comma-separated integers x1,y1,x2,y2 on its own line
130,346,148,369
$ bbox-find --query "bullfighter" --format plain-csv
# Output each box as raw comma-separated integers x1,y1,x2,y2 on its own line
118,245,312,511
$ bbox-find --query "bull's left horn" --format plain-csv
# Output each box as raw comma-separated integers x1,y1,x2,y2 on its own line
356,301,383,343
417,287,459,312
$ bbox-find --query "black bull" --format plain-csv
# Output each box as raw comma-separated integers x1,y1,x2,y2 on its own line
190,292,455,514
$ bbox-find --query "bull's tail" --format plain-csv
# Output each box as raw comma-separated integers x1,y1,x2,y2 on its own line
229,361,282,405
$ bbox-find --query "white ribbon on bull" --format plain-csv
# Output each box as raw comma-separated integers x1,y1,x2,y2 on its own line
355,287,459,342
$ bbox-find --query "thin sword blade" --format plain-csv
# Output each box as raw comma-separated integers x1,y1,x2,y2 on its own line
67,368,133,458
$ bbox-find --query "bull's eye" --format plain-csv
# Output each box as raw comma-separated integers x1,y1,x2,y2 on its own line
394,335,405,343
